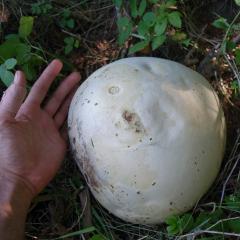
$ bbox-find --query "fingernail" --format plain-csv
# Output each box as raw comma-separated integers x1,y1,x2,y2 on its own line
14,71,20,84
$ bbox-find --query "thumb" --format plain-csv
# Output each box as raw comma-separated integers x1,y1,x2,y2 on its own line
0,71,27,119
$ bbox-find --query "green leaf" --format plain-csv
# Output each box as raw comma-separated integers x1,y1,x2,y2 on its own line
18,16,34,38
143,12,156,27
138,0,147,17
22,63,37,81
154,18,168,35
4,58,17,70
182,38,191,47
0,66,14,87
168,11,182,28
16,44,31,65
166,215,178,225
152,35,166,50
113,0,123,8
167,224,179,236
64,37,75,45
129,40,149,54
137,20,150,37
166,0,177,8
74,39,80,48
130,0,138,18
227,219,240,233
235,49,240,65
5,34,20,42
117,17,133,45
226,40,236,51
235,0,240,6
65,45,73,55
66,19,75,29
212,17,230,30
179,214,194,232
90,234,106,240
63,9,71,18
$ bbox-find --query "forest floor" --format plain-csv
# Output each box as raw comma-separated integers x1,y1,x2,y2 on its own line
1,0,240,239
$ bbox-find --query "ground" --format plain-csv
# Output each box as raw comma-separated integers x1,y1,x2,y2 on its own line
1,0,240,239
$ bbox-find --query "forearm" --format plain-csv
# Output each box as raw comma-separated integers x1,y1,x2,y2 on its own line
0,172,33,240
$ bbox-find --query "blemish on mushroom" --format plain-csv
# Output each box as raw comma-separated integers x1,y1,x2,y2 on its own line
149,138,153,141
91,139,94,148
115,133,118,137
87,100,90,103
169,202,173,206
122,110,145,133
73,138,76,145
137,191,141,194
108,86,120,95
152,182,156,186
94,102,98,106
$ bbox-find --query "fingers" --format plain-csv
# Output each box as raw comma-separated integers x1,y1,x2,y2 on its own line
24,59,63,106
0,71,27,119
44,72,81,116
54,88,77,129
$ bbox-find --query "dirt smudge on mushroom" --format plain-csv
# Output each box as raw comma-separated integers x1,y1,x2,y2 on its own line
122,110,146,134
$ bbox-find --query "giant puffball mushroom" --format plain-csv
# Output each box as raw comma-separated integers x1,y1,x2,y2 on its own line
68,57,226,224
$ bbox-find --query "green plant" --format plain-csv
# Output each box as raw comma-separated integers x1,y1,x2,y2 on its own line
59,9,75,29
166,213,194,236
64,37,80,55
114,0,189,53
0,16,44,86
0,58,17,86
31,0,53,15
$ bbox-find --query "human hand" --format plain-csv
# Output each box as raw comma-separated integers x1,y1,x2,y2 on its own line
0,59,80,197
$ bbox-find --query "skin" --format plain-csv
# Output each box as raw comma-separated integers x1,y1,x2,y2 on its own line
0,59,81,240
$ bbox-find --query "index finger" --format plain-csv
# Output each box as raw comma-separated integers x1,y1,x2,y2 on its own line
24,59,63,106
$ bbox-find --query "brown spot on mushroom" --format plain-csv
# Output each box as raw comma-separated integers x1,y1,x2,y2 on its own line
122,110,145,133
123,110,134,122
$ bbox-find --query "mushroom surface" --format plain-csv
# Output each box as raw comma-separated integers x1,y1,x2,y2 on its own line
68,57,226,224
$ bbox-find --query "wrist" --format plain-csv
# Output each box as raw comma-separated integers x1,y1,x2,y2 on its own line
0,171,33,239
